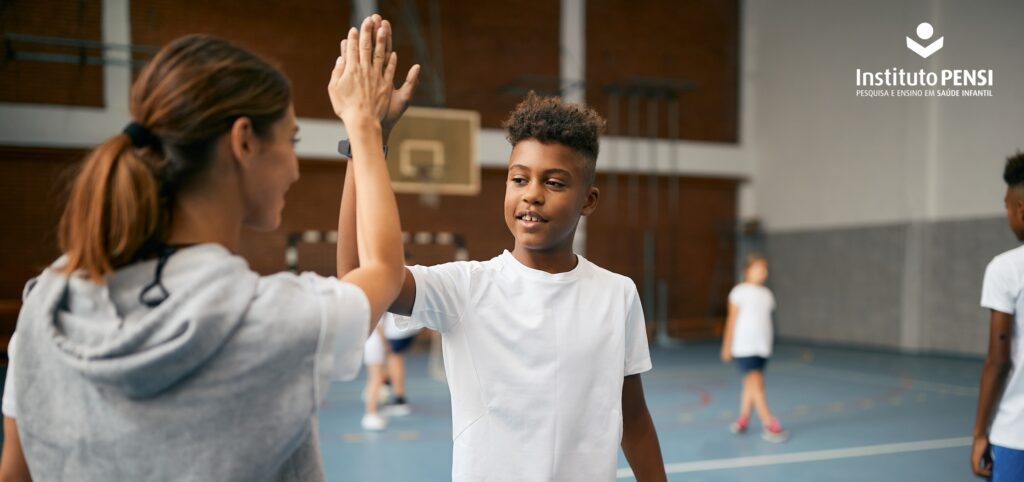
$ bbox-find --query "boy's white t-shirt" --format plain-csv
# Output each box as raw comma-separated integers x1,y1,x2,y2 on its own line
980,244,1024,450
728,283,776,358
397,251,652,482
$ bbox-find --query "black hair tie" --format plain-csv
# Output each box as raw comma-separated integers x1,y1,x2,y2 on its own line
123,121,161,150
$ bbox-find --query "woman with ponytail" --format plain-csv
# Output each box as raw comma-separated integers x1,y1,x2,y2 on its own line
0,14,415,481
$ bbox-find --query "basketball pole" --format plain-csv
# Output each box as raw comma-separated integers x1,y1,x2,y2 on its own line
660,93,682,348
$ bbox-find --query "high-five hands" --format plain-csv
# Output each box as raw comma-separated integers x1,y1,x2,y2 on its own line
328,15,421,137
328,15,397,127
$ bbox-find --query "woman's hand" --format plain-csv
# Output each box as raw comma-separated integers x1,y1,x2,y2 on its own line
720,347,732,363
328,16,397,128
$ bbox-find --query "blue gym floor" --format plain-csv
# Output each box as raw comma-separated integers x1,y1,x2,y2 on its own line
318,342,982,481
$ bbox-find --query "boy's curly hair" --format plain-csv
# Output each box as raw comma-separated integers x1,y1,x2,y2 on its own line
1004,151,1024,187
502,92,606,184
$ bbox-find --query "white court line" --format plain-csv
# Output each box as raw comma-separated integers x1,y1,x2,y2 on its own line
616,437,971,478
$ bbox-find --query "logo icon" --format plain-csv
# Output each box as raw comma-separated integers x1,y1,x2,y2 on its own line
907,22,943,58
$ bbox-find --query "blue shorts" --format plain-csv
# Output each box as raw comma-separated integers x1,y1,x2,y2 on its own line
387,335,416,354
734,356,768,374
992,444,1024,482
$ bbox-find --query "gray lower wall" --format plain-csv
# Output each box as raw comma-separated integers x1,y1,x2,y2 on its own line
764,217,1017,357
918,218,1019,354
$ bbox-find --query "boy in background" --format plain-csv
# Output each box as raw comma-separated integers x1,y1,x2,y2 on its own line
971,151,1024,481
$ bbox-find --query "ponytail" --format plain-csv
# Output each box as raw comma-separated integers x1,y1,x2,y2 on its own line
58,134,163,282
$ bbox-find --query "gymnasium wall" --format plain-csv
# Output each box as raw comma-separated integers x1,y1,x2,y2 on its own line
0,0,745,348
0,1,104,106
585,0,740,143
745,0,1024,355
0,149,736,345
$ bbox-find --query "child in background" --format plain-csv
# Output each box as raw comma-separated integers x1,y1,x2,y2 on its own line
721,254,788,443
971,151,1024,481
360,312,417,429
382,314,419,416
361,325,390,431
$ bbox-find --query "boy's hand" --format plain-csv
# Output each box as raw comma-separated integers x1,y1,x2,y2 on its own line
720,348,732,363
382,63,421,139
970,435,992,478
328,16,397,127
370,13,422,138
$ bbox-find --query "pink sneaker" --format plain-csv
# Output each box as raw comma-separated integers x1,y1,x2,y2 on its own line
729,416,749,434
762,419,789,443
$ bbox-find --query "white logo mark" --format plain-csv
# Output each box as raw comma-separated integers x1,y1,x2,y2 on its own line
907,22,943,58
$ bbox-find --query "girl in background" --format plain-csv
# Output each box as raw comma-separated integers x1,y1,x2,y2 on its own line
721,255,789,443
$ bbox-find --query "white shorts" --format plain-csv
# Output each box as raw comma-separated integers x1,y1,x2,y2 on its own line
363,333,386,366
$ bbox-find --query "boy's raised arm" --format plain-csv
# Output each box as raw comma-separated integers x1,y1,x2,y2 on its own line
338,161,416,318
329,18,404,328
336,16,420,321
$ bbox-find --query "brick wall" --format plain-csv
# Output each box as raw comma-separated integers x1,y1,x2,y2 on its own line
586,0,740,142
0,0,104,106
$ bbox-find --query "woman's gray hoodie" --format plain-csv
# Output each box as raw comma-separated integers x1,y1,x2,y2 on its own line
10,244,368,481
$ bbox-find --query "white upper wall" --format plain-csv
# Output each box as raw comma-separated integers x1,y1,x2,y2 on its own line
931,2,1024,220
747,0,1024,231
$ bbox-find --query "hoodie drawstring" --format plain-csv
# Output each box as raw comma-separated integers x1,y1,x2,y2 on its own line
138,244,192,308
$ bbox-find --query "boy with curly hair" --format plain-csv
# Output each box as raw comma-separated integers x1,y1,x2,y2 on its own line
338,92,666,481
971,151,1024,481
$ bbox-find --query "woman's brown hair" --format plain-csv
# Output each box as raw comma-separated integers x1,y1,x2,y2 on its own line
58,34,291,281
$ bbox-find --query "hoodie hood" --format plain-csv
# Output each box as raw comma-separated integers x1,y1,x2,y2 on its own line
28,244,258,399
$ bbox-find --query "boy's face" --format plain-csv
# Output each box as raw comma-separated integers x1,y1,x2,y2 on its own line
1004,186,1024,241
504,139,599,252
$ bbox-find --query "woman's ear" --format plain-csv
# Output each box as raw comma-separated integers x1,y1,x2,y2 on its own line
229,116,256,169
581,186,600,216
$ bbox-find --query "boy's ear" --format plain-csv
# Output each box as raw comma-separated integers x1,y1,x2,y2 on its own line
581,186,600,216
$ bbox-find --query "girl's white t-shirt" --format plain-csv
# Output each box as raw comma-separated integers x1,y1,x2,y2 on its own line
381,312,419,340
728,283,776,358
362,330,387,366
981,244,1024,450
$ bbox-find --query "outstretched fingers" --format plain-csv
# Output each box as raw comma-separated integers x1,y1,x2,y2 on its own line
345,28,359,74
383,20,393,61
332,39,347,79
398,64,421,98
373,19,388,73
384,52,398,87
358,16,375,69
